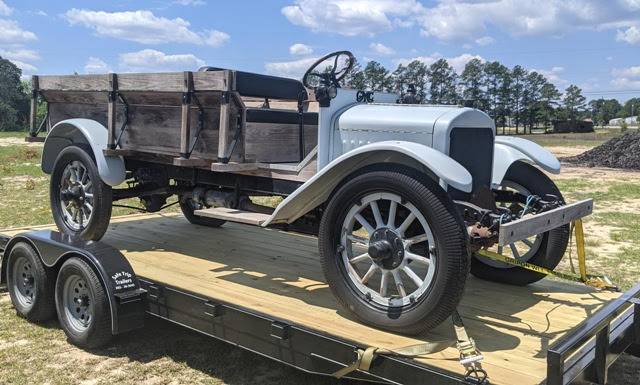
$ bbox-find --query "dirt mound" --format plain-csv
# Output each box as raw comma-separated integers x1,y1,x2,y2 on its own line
564,131,640,170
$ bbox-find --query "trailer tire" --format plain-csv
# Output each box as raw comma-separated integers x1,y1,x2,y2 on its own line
471,162,570,285
179,198,226,228
55,257,112,349
6,242,56,322
319,167,469,335
50,145,112,241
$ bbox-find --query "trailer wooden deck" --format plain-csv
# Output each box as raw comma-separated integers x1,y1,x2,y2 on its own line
1,213,622,385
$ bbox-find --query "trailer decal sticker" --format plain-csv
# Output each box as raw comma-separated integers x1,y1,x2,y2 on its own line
112,271,135,291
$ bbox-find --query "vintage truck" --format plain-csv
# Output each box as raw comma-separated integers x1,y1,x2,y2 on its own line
16,51,592,337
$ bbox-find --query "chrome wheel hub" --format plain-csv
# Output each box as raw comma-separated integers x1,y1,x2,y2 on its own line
59,161,94,231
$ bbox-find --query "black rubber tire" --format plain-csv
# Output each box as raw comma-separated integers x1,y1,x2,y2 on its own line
179,197,226,228
319,167,469,335
6,242,56,322
471,162,571,285
55,257,112,349
50,145,113,241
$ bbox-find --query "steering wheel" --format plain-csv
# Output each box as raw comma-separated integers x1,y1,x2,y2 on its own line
302,51,355,89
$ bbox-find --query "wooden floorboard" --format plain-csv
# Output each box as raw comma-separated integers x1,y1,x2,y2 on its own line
1,213,621,385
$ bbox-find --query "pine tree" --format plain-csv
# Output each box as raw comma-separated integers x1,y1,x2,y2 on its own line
0,57,30,131
563,85,586,121
428,59,458,104
363,61,392,92
460,58,487,110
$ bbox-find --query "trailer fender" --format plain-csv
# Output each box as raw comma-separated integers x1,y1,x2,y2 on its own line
492,136,561,186
42,119,126,186
263,140,472,225
2,231,146,335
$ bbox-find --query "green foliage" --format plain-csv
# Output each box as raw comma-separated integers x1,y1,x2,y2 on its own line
427,59,459,104
0,57,30,131
589,98,623,126
563,84,587,121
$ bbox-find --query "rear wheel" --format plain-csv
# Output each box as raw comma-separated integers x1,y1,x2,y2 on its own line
6,242,56,322
319,168,469,335
50,146,112,241
55,258,112,348
471,162,570,285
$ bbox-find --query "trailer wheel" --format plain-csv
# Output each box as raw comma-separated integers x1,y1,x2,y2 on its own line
50,146,112,241
319,168,469,335
6,242,56,322
471,162,570,285
55,257,112,348
179,197,226,227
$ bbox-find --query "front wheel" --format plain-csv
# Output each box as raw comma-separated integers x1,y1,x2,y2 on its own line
471,162,570,285
319,168,469,335
50,146,112,241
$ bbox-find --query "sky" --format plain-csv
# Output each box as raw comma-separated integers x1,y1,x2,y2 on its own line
1,0,639,102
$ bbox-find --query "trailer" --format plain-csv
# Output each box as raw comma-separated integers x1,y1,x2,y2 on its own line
1,213,639,385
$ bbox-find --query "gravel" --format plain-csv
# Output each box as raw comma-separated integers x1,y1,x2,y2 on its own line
563,131,640,170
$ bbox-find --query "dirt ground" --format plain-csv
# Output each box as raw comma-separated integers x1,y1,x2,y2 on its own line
0,137,638,384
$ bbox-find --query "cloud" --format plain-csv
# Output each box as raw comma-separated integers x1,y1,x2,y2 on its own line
369,42,395,55
9,60,37,74
281,0,423,36
533,66,568,88
119,49,205,72
265,57,318,79
0,48,40,62
611,66,640,90
475,36,495,46
289,43,313,56
64,9,228,47
173,0,206,5
616,26,640,44
417,0,640,43
0,0,12,16
0,19,37,43
394,53,484,73
84,57,111,74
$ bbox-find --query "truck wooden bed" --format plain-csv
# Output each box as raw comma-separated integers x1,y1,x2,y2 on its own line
2,214,638,385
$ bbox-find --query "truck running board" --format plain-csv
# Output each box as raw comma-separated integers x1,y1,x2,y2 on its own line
498,199,593,246
194,207,270,226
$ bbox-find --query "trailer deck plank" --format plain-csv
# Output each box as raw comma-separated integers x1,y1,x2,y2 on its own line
1,213,622,385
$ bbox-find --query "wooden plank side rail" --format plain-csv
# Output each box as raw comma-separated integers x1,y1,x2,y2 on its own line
107,73,118,150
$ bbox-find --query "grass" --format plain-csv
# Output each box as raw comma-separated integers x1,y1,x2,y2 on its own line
0,131,28,139
513,128,630,148
555,178,640,203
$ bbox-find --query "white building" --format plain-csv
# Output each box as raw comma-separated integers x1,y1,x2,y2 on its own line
608,116,639,126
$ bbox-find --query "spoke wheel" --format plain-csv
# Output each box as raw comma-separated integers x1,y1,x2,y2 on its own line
50,146,112,241
340,192,437,308
480,181,543,268
319,167,469,335
59,161,94,232
471,162,570,285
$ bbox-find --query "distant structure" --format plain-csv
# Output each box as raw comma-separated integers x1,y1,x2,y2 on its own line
552,120,595,133
608,116,639,126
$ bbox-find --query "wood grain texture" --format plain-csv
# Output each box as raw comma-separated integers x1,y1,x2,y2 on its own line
244,122,318,163
0,214,622,385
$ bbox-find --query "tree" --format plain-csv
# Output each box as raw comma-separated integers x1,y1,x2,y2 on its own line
362,61,392,92
508,65,527,133
391,60,428,102
589,98,622,126
563,85,586,121
428,59,458,104
540,82,561,129
621,97,640,118
483,61,510,131
460,58,487,110
521,71,546,133
0,57,30,131
341,58,366,90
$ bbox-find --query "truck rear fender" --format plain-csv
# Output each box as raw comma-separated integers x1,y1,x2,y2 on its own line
263,141,472,225
493,136,561,186
42,119,126,186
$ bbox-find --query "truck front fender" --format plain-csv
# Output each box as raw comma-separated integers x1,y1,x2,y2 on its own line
492,136,561,186
42,119,126,186
263,141,472,225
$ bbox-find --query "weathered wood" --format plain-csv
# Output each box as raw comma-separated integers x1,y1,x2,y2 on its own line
29,75,39,133
210,162,260,172
218,92,231,160
39,74,110,91
193,207,270,225
244,122,318,163
179,71,193,158
107,73,118,149
172,157,211,168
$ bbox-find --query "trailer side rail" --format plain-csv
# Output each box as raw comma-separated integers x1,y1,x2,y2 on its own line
547,283,640,385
